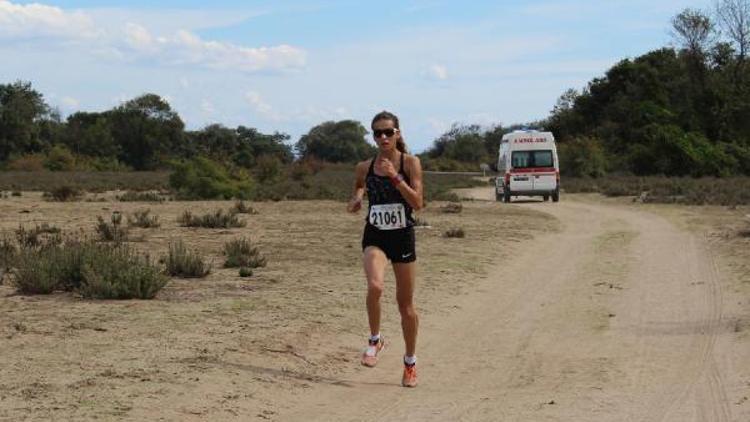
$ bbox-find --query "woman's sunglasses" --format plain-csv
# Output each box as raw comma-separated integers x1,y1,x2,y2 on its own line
373,128,399,138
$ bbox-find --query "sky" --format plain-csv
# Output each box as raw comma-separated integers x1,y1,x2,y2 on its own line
0,0,712,153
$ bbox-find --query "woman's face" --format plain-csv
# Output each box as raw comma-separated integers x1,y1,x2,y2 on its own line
372,119,400,152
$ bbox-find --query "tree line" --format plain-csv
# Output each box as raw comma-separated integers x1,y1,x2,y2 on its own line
0,83,377,172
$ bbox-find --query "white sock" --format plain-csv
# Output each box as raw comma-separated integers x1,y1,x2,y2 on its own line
404,355,417,366
369,333,380,343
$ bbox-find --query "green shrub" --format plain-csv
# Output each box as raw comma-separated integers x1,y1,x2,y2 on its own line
223,237,266,269
558,136,607,178
11,191,21,197
79,246,168,299
16,223,62,249
169,156,255,200
0,237,17,283
178,209,246,228
254,155,284,183
12,249,61,294
118,191,164,202
13,241,91,293
443,228,465,238
96,213,129,242
128,209,160,228
44,145,76,171
43,185,82,202
238,267,253,277
165,240,211,278
11,239,167,298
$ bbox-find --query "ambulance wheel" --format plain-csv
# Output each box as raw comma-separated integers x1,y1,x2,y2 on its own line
552,189,560,202
543,195,550,201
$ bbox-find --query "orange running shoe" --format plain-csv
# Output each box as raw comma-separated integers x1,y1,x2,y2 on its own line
361,337,384,367
402,364,418,387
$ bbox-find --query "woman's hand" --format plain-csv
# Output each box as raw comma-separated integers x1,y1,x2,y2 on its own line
347,196,363,213
376,158,398,178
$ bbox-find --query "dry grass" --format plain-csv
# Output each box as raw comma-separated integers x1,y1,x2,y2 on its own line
563,176,750,205
0,192,556,420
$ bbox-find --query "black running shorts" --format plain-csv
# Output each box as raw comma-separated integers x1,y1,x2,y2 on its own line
361,224,416,263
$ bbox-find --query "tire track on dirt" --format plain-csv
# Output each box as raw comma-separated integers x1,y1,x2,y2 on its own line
277,197,732,421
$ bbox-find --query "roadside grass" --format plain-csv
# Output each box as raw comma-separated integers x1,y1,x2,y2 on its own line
0,166,484,202
563,176,750,206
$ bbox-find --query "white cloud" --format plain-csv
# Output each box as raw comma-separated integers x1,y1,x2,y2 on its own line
200,99,216,115
0,0,99,40
245,91,281,121
0,1,306,73
60,96,79,109
117,24,306,73
427,64,448,80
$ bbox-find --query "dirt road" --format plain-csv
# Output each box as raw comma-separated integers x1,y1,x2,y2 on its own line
279,192,746,421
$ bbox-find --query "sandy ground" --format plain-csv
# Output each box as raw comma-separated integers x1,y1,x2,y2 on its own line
2,188,749,421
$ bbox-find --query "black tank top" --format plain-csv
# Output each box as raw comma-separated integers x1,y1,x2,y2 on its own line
365,153,415,228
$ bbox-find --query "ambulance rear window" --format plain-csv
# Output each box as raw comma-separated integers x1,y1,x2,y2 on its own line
512,150,553,168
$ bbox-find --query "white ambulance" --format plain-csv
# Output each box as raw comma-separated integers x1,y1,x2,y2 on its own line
495,130,560,203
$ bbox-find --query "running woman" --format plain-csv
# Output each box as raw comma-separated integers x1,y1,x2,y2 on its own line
347,111,424,388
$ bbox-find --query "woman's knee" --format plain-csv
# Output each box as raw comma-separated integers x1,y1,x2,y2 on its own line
367,280,384,297
397,301,417,318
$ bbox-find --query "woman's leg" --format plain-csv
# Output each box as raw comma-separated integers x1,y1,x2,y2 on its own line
393,262,418,356
363,246,388,336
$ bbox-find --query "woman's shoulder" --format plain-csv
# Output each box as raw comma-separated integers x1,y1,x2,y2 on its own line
403,154,421,166
355,158,373,172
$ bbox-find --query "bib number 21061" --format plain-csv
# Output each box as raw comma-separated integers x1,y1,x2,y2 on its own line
369,203,406,230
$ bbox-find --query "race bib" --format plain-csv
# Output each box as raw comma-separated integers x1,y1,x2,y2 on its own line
369,203,407,230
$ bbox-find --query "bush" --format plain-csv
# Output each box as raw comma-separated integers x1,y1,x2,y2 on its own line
223,237,266,269
11,191,21,197
164,240,211,278
0,237,17,283
239,267,253,277
169,156,255,200
128,209,160,228
118,191,164,202
443,228,465,238
440,202,463,213
79,246,168,299
96,213,129,242
16,223,62,249
44,145,76,171
6,154,45,171
10,239,167,298
178,209,246,228
254,155,284,183
231,200,258,215
43,185,82,202
12,249,62,294
558,136,607,178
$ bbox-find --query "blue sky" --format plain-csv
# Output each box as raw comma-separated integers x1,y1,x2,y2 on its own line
1,0,711,153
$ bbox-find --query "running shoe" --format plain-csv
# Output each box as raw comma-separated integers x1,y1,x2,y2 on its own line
402,363,418,388
361,337,384,367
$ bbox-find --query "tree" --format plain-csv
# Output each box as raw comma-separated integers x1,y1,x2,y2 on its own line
0,81,48,161
715,0,750,66
64,112,119,158
672,8,717,59
108,94,184,170
295,120,375,163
